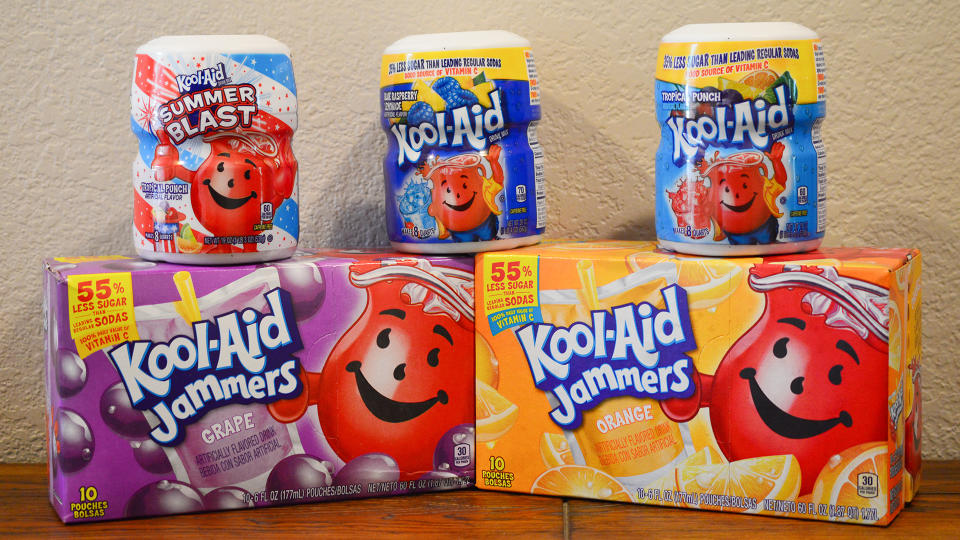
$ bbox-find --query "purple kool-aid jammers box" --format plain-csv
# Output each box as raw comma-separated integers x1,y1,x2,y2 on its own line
43,251,476,523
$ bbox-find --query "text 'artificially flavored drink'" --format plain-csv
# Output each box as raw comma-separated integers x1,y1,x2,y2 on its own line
655,23,826,256
475,241,921,526
381,31,545,253
132,35,299,265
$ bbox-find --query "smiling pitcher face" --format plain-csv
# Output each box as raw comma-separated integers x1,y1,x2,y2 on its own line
314,273,473,480
708,270,889,494
426,162,492,233
190,147,269,236
707,160,772,235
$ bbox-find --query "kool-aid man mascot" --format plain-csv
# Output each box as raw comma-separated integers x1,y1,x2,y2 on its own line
661,264,890,494
418,145,504,242
268,257,475,480
151,129,297,250
669,142,788,245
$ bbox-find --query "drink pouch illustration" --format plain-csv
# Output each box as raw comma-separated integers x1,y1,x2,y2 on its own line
655,23,826,256
475,241,920,526
132,35,299,263
535,261,695,489
381,31,545,253
133,268,302,492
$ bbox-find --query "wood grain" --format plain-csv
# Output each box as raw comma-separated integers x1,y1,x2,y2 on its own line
2,462,957,537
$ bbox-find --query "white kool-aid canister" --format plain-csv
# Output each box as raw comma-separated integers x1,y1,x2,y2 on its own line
132,35,299,264
381,31,545,253
655,23,826,256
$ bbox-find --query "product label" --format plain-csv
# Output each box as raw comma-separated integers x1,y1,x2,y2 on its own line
68,273,138,358
132,50,299,256
381,46,544,244
655,39,826,247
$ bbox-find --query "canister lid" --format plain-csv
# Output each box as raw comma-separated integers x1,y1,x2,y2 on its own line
662,22,818,43
137,35,290,55
384,30,530,54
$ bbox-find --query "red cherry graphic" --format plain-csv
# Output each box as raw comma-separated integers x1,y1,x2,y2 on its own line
269,259,474,480
662,265,889,495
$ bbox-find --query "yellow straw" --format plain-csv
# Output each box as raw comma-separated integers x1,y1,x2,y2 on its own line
576,260,601,311
172,271,202,324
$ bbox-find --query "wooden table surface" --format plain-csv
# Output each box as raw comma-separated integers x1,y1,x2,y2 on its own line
2,461,958,538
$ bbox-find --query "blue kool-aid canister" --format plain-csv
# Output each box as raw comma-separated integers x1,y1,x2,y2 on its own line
655,23,826,256
381,31,545,253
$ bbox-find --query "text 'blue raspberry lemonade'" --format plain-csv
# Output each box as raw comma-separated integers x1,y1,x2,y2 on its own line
381,31,545,253
655,23,826,256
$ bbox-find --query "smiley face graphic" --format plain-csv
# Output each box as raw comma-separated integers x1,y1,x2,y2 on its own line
659,265,890,494
268,258,474,480
150,132,297,241
709,268,889,494
419,145,504,240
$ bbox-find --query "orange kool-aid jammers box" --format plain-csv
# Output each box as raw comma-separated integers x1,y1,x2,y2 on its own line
475,240,920,525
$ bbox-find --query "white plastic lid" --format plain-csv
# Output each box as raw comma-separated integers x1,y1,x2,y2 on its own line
137,35,290,55
662,22,818,43
383,30,530,54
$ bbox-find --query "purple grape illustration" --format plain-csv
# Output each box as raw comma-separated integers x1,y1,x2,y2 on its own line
334,453,400,496
125,480,204,517
100,381,151,438
266,454,333,501
433,423,474,477
203,486,254,510
131,438,172,474
55,349,87,397
54,408,94,473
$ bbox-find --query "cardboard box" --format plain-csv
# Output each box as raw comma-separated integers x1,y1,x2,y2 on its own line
475,240,920,525
43,250,476,522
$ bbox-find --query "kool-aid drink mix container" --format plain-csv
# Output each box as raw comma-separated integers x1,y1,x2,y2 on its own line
655,23,826,256
132,35,299,264
380,31,545,253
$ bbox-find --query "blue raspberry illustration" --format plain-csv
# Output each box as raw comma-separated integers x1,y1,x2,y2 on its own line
432,77,462,103
432,77,478,109
458,89,478,106
406,101,436,126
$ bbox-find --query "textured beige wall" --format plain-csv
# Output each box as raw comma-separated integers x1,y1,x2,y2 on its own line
1,1,958,462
